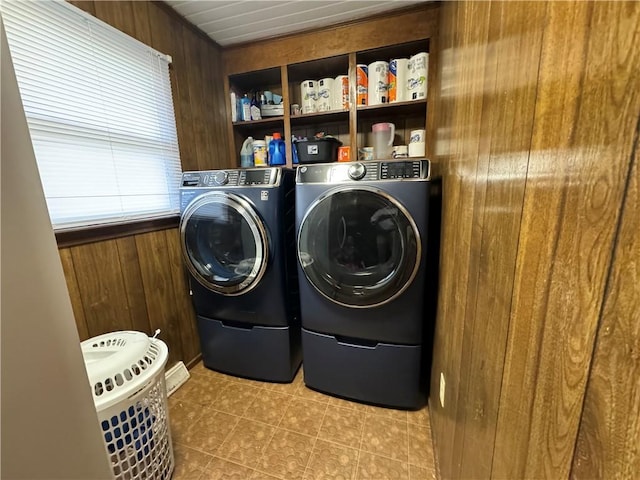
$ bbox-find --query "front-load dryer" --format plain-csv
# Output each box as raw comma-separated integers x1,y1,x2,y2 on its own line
295,160,435,408
180,167,300,382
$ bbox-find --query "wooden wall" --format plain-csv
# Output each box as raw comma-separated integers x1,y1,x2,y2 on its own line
60,1,233,367
430,1,640,478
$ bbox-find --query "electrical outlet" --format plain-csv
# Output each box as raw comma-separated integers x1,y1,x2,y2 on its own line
439,372,446,407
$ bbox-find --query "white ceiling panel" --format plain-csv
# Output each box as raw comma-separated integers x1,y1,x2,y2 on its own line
165,0,428,46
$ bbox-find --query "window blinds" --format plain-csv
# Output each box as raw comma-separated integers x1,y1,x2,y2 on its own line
2,0,182,229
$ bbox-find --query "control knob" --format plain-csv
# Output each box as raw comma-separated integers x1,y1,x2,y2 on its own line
212,171,229,185
348,163,366,180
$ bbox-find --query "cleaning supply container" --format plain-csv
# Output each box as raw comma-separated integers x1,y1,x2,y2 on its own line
240,136,254,168
269,132,286,166
253,140,268,167
81,330,173,480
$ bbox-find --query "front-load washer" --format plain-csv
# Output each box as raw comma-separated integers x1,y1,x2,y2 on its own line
295,160,435,408
180,167,300,382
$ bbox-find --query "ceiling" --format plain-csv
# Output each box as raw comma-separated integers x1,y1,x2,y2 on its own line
164,1,427,47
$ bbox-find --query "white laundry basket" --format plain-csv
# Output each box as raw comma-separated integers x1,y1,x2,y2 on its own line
81,331,174,480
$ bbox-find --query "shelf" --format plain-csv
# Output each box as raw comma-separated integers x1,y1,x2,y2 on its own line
357,39,430,65
232,116,284,128
290,110,349,125
229,67,281,92
288,55,349,83
356,99,427,119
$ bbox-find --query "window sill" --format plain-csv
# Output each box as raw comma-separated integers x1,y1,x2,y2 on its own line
55,215,180,248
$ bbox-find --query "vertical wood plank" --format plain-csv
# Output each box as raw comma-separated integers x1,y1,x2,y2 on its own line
495,1,640,478
183,32,209,171
174,25,199,172
428,2,492,477
211,48,232,168
571,129,640,479
68,1,95,15
93,1,136,38
130,1,152,46
146,4,191,172
135,231,183,367
70,240,132,337
164,228,200,365
59,248,90,340
455,2,546,478
115,236,151,335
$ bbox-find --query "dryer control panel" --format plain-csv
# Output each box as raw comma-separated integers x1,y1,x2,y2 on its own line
296,160,430,184
181,168,281,188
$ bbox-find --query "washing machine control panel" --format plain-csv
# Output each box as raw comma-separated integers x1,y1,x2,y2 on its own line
181,168,280,187
297,160,430,183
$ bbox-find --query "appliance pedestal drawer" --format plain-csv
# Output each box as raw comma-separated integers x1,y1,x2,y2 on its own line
198,316,301,382
301,328,426,409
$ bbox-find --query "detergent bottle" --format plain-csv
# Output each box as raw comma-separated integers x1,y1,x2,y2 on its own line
240,136,254,168
268,132,286,166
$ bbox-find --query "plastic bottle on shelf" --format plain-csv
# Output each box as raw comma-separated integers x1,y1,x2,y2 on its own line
240,136,254,168
268,132,286,166
292,136,299,164
250,93,262,120
241,94,251,121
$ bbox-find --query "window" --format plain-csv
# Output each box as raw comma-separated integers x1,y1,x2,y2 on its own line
2,0,182,230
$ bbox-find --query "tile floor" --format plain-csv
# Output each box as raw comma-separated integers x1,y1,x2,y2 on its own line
168,362,438,479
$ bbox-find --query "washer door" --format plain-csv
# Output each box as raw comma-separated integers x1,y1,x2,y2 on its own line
180,191,268,295
297,186,421,308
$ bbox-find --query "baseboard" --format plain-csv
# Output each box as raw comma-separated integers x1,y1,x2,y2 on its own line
186,353,202,370
165,361,190,397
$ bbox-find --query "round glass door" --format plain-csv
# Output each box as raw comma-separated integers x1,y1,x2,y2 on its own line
180,192,268,295
297,186,421,308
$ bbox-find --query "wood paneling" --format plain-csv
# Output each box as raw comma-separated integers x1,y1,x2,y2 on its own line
222,4,440,75
116,237,151,335
135,231,183,367
58,0,230,367
431,1,640,478
70,240,133,337
58,248,89,340
164,228,199,364
572,129,640,479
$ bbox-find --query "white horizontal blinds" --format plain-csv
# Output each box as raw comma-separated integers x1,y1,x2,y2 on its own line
2,0,182,229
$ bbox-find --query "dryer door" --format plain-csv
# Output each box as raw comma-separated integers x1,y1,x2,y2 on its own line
180,191,269,295
298,186,421,308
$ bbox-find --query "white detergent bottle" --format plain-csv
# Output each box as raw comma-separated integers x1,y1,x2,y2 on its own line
240,136,254,168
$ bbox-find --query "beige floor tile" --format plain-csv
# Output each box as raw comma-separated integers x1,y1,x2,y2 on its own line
407,406,430,426
356,451,409,480
172,371,228,406
361,415,408,461
318,405,365,449
408,423,435,469
250,470,282,479
256,428,315,480
409,463,437,480
326,395,370,412
243,390,293,426
262,374,302,394
279,397,328,436
212,382,261,416
294,381,332,403
169,369,438,478
178,410,239,455
218,418,276,468
203,456,257,479
169,398,208,445
303,439,359,480
171,443,213,480
363,404,408,423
